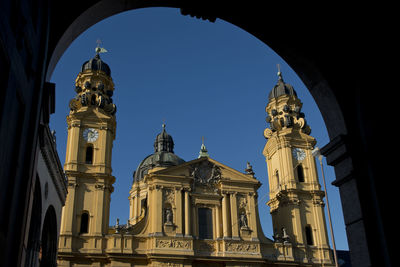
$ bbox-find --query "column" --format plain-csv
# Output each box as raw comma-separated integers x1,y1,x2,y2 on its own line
184,189,191,237
93,183,105,236
175,187,183,236
136,191,141,218
230,193,240,239
215,204,222,239
150,186,157,235
221,193,231,238
248,192,259,241
192,203,197,237
154,185,163,236
129,195,134,222
133,194,139,222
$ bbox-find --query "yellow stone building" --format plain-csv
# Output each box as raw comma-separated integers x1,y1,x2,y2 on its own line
57,52,335,266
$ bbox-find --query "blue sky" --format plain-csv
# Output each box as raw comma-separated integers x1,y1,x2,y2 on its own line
50,7,348,250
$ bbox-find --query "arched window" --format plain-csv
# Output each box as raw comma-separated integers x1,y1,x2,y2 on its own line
297,164,305,182
198,208,213,239
85,145,93,164
80,212,89,234
275,170,280,189
305,225,314,245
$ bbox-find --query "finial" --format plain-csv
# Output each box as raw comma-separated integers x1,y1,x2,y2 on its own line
198,136,209,158
162,120,166,131
245,161,255,176
277,64,283,81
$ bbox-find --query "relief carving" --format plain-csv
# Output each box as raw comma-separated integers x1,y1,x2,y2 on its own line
225,242,258,253
155,239,191,249
238,196,248,209
190,161,221,186
163,188,175,205
153,263,181,267
198,241,215,252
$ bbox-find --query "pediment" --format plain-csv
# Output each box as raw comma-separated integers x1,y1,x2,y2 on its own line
151,157,260,186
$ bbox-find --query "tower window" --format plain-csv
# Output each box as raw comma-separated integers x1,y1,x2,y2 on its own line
297,165,305,182
85,145,93,164
275,170,280,189
198,208,213,239
305,225,313,245
80,212,89,234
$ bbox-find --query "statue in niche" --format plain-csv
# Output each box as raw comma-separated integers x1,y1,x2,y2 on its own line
165,208,173,225
239,211,248,228
282,227,290,243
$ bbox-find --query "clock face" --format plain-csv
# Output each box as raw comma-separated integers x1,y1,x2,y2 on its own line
83,128,99,142
292,147,306,161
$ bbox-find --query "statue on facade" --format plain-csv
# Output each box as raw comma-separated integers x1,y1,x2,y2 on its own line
240,211,248,228
165,208,173,225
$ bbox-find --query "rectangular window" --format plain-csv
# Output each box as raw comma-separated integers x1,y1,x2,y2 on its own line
198,208,213,239
85,146,93,164
305,225,314,245
80,212,89,234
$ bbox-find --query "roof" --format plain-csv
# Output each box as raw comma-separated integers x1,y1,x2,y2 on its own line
81,54,111,76
268,72,297,99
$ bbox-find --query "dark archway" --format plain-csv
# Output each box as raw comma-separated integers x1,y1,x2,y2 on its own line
25,177,42,267
46,1,348,141
40,206,58,267
0,1,393,266
46,4,393,266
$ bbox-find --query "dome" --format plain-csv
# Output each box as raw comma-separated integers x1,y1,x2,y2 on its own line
133,152,185,182
133,125,185,182
268,72,297,99
81,54,111,76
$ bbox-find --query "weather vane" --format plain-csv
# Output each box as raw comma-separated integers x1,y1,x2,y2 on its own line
95,39,108,55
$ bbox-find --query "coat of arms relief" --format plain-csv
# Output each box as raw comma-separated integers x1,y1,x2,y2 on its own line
190,160,222,187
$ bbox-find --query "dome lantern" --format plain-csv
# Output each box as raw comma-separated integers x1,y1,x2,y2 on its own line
133,124,185,183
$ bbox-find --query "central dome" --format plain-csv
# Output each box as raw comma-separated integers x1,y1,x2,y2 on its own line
133,125,185,183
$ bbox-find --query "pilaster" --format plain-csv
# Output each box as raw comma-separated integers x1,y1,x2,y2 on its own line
230,192,239,240
184,188,191,237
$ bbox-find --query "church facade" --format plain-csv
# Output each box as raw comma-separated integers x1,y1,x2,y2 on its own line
57,52,334,266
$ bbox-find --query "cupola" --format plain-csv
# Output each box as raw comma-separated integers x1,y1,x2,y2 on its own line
154,124,174,153
133,125,185,183
81,49,111,76
268,71,297,100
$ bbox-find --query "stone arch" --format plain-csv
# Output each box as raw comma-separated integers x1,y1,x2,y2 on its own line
42,2,386,266
40,205,58,267
45,1,347,142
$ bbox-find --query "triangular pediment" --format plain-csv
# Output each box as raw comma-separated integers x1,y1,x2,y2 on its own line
151,157,260,186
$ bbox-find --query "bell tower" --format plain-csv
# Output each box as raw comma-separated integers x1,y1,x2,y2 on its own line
263,70,333,263
58,48,117,255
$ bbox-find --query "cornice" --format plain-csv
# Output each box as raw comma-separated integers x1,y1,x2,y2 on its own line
39,124,68,204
